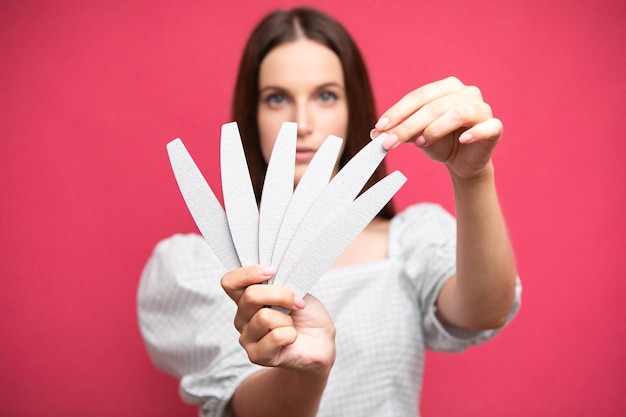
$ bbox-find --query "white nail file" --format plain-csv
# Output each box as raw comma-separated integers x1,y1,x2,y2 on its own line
275,171,406,311
166,139,241,271
272,134,388,287
221,122,260,266
259,122,296,266
167,123,406,313
269,135,343,283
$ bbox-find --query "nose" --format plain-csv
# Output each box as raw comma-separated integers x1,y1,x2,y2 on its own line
295,102,313,139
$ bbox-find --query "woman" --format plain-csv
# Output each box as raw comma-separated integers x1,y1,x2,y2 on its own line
138,7,521,417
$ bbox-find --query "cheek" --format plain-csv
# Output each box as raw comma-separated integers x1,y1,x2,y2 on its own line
321,104,349,138
326,105,348,164
257,111,282,163
258,131,275,164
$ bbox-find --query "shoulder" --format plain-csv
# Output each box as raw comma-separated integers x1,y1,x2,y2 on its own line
392,202,455,223
389,203,456,248
139,233,227,294
152,233,224,268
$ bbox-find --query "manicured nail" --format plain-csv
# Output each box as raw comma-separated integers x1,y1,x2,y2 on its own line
293,296,306,309
375,116,390,130
259,266,276,277
459,131,473,143
415,135,426,147
382,133,398,150
370,128,380,140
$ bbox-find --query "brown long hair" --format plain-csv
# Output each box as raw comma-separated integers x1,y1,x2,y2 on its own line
231,7,395,219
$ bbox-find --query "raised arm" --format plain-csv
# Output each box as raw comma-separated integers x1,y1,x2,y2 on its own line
371,76,517,330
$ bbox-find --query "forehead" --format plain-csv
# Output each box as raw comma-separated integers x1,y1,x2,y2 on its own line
259,39,344,88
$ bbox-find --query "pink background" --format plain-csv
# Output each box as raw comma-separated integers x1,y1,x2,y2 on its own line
2,0,625,415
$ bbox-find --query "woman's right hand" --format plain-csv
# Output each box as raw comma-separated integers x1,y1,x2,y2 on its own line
221,266,336,376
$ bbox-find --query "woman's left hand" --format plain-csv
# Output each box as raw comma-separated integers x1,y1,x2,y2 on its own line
370,76,503,180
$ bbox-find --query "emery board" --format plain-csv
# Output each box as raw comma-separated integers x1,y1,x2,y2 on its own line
277,170,406,309
272,134,389,287
269,135,343,283
166,139,240,271
221,122,260,266
167,122,406,310
259,122,296,266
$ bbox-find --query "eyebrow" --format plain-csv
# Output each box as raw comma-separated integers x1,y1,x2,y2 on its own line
259,82,346,93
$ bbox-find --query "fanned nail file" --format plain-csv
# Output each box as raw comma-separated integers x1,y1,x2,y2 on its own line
259,122,296,266
221,122,260,266
167,122,406,310
269,135,342,283
272,170,406,314
166,139,240,271
272,134,388,287
281,171,406,298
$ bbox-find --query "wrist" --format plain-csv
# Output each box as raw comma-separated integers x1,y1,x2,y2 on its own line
287,344,336,381
280,362,333,386
448,160,495,189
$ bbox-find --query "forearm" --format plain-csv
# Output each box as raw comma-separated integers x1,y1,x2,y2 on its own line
227,366,331,417
439,162,517,330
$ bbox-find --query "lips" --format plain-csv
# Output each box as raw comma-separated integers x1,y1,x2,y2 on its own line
295,146,316,163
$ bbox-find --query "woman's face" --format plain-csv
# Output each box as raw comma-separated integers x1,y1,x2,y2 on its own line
257,38,348,186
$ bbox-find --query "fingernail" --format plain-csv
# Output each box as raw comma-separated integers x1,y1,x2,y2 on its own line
370,128,380,140
259,266,276,277
375,116,389,130
293,296,306,309
382,133,398,150
459,132,473,143
415,135,426,147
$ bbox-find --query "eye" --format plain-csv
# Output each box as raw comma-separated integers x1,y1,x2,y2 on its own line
265,93,287,106
318,91,338,103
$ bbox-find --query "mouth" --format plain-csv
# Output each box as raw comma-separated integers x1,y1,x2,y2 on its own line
295,147,316,163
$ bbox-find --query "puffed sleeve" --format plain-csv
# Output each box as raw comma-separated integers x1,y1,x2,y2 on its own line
137,234,262,417
389,203,521,352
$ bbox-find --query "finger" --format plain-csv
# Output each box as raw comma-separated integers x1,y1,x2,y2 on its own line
239,306,294,346
234,284,303,331
373,84,484,150
240,309,298,366
458,117,503,144
221,265,276,303
421,101,494,146
388,87,482,146
245,326,298,366
374,76,466,132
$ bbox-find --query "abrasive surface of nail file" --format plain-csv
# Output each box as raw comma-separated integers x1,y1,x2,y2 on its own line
268,135,342,283
258,122,296,266
221,122,259,266
272,134,388,287
274,171,406,313
166,138,241,271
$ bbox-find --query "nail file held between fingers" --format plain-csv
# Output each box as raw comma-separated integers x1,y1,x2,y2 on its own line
274,170,407,313
166,138,241,271
259,122,297,267
269,135,343,283
167,125,402,311
272,134,388,287
221,122,260,266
